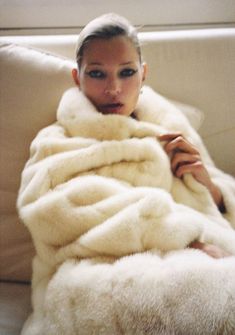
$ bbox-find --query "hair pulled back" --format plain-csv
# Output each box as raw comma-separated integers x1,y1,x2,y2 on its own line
76,13,141,68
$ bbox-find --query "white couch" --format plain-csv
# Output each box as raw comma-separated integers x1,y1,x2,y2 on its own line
0,28,235,335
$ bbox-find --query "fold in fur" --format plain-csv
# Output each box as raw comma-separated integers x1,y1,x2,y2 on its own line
18,86,235,335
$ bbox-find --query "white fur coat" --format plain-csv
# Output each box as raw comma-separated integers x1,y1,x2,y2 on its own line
18,86,235,335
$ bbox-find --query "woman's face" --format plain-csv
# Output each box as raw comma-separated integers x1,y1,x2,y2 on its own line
72,36,147,117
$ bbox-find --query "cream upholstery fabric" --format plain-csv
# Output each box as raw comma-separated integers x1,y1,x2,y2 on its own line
0,43,74,281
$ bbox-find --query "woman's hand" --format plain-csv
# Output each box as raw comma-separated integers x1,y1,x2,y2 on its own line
158,133,225,211
188,241,231,259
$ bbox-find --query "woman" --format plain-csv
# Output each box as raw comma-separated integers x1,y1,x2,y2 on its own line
71,13,231,258
18,13,235,335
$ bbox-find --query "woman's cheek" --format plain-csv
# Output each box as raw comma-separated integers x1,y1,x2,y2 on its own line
84,81,104,100
125,79,141,100
123,79,137,94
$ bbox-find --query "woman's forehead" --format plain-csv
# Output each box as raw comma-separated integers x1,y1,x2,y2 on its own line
82,36,139,65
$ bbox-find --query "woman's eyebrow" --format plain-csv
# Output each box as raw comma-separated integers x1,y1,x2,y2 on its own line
88,62,103,66
86,61,136,67
120,61,135,65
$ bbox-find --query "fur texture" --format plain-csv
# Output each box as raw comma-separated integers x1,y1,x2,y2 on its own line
18,86,235,335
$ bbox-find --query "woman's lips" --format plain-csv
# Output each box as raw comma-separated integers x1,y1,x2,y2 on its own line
99,103,124,114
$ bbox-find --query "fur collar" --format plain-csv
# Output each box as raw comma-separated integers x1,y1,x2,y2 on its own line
57,85,193,140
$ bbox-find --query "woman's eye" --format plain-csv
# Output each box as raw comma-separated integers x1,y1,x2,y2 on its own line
87,70,105,79
120,68,137,77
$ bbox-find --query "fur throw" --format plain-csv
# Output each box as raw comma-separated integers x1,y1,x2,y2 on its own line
18,86,235,335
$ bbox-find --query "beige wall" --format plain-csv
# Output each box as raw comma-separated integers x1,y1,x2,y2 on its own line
1,0,235,35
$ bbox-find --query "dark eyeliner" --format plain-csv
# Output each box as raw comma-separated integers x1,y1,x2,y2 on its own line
120,68,138,77
85,70,106,79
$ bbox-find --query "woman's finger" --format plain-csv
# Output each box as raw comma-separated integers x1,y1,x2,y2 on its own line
164,136,199,155
175,160,204,178
159,133,199,155
171,152,200,174
158,133,182,142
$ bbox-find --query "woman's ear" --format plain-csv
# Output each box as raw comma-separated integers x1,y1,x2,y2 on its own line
72,68,80,87
142,62,147,82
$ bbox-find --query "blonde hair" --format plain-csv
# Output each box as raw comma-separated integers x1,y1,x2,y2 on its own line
76,13,141,68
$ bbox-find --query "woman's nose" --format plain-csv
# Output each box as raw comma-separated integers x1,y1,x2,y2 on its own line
104,78,121,96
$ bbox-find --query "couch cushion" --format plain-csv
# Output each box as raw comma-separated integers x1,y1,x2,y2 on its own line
0,42,75,282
